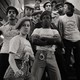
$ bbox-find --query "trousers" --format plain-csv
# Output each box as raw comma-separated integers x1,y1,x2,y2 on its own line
31,50,61,80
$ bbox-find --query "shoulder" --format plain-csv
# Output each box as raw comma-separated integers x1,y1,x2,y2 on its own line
10,35,20,42
33,28,41,32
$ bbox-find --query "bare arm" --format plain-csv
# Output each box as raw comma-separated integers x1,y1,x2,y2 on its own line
9,52,19,73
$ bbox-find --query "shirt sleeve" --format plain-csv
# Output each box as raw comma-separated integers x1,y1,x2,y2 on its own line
31,28,40,36
9,36,20,54
24,41,34,55
52,29,59,35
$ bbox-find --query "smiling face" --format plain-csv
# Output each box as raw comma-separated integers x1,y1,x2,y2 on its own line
20,20,30,35
7,9,17,20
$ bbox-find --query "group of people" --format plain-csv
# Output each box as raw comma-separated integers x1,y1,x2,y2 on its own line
0,0,80,80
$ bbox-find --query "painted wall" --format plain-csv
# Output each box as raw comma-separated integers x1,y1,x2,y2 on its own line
10,0,24,13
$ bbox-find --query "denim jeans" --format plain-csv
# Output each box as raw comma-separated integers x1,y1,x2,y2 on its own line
31,50,61,80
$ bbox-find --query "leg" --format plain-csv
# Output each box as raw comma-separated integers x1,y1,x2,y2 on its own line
0,54,9,80
46,54,61,80
73,40,80,80
55,47,68,80
63,39,73,70
31,59,45,80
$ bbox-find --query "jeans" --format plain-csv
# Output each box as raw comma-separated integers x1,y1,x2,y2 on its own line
31,50,61,80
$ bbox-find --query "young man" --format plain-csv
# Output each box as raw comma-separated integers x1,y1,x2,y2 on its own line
51,0,57,11
30,10,42,34
43,1,52,12
31,11,61,80
0,6,19,80
56,2,64,16
24,5,34,19
34,0,42,10
58,2,80,80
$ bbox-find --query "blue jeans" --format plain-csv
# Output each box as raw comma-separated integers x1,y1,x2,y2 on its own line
31,50,61,80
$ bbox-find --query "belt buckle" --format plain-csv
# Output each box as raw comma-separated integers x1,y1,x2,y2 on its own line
39,53,45,60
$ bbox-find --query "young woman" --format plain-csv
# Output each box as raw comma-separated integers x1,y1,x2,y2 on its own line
4,17,34,80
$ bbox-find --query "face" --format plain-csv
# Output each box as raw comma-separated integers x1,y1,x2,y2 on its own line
51,11,59,23
35,0,41,4
52,3,56,10
20,21,30,35
7,9,17,20
45,3,52,11
24,8,33,16
57,5,63,12
32,13,41,23
42,15,51,28
64,4,69,13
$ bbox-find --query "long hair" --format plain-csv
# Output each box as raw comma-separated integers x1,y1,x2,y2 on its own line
64,2,74,13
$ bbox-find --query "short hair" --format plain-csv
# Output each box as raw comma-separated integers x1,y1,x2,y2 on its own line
51,0,57,6
51,0,57,4
40,11,52,20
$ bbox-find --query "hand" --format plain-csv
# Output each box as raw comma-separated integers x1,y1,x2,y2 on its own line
62,48,65,54
14,70,24,78
29,54,35,61
24,54,29,62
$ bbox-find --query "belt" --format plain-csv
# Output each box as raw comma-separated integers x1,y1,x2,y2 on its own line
36,50,54,61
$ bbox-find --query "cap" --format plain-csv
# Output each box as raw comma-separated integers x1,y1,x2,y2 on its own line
24,5,34,10
32,10,42,16
56,2,63,9
6,6,19,15
43,1,51,8
16,17,30,29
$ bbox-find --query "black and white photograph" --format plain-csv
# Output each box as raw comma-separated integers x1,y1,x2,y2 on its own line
0,0,80,80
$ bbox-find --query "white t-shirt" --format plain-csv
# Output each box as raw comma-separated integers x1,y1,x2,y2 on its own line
9,35,33,59
32,28,59,51
60,14,80,42
0,24,19,53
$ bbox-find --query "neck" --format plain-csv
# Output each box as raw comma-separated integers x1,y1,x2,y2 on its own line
9,19,16,26
20,33,27,38
58,11,64,15
66,12,73,17
42,25,50,28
